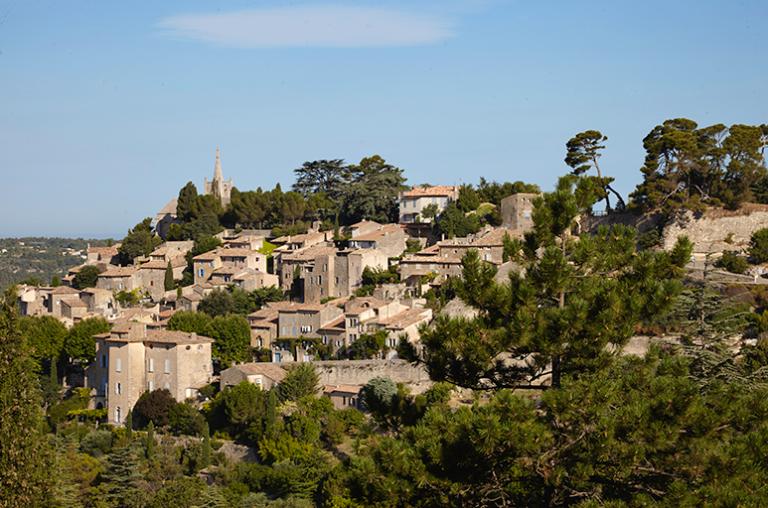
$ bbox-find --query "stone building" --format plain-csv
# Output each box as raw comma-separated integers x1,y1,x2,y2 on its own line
398,185,459,224
348,223,407,258
193,248,268,286
97,266,140,293
86,322,213,426
203,147,233,207
220,363,287,390
500,193,539,232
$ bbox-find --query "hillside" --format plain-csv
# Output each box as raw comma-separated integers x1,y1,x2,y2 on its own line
0,237,110,289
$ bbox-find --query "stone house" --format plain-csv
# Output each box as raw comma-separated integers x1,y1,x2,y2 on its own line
323,384,362,410
500,193,539,232
86,244,121,265
86,322,213,426
138,256,187,301
348,223,407,258
399,245,464,284
220,363,287,390
437,227,516,264
302,248,389,303
147,241,194,264
277,244,337,291
193,248,268,286
97,266,140,293
231,269,279,291
348,220,383,239
398,185,459,224
272,230,332,253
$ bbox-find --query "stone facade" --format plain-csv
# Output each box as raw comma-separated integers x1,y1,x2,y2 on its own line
86,323,213,426
500,193,538,231
203,147,233,207
398,186,459,224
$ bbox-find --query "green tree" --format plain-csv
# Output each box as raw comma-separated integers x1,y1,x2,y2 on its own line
456,184,481,212
342,331,387,360
565,129,626,210
0,288,52,506
198,289,235,317
177,181,200,222
749,228,768,263
63,317,110,364
101,443,143,507
277,363,320,403
293,159,351,201
421,175,691,389
118,218,161,264
205,315,251,368
18,315,67,362
435,202,481,238
132,389,176,428
340,155,407,224
167,311,213,334
420,203,440,222
280,192,307,225
72,265,103,289
164,260,175,291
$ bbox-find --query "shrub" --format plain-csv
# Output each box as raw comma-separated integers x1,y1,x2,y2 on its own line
715,251,749,274
750,228,768,263
169,402,205,436
80,429,114,457
132,389,176,428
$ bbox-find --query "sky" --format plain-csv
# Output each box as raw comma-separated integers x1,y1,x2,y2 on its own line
1,0,766,238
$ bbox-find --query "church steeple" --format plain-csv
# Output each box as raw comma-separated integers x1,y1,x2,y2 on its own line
213,146,223,182
203,146,233,207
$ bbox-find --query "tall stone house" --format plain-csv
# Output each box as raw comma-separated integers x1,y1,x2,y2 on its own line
398,185,459,224
86,322,213,426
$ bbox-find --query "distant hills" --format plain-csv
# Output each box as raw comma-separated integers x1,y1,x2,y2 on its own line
0,237,110,289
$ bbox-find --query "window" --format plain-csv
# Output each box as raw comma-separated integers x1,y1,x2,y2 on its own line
322,335,328,345
115,358,122,372
148,380,154,391
274,352,282,363
115,406,121,423
115,382,121,395
300,325,312,333
342,396,347,405
148,358,154,372
198,268,204,277
100,354,107,368
164,382,170,390
164,359,171,374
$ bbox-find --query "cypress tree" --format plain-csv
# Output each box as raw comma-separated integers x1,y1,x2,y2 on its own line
164,260,175,291
200,422,211,469
0,287,52,506
145,421,155,460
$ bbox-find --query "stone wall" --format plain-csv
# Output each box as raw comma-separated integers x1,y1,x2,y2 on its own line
661,206,768,253
281,359,431,388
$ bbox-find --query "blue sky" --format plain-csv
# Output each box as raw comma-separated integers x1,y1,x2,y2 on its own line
1,0,766,238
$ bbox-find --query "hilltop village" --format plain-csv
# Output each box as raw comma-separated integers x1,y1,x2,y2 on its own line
16,147,545,425
9,120,768,505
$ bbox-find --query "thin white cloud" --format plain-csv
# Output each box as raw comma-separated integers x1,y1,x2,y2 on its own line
157,6,454,48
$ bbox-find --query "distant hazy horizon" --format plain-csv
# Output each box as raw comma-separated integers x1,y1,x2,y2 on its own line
2,0,766,237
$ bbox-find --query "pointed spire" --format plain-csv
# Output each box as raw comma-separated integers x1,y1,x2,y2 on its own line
213,146,223,182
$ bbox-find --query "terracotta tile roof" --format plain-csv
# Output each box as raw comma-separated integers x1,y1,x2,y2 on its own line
401,185,458,198
100,266,138,277
323,384,362,395
61,299,87,308
378,308,432,330
350,220,382,229
226,363,287,382
280,245,336,262
51,286,81,295
157,198,178,216
350,224,404,242
218,248,261,258
318,315,345,331
193,250,220,261
344,297,388,315
140,256,186,270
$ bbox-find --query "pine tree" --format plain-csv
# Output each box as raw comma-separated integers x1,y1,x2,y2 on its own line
0,287,52,507
100,443,144,508
419,176,692,390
